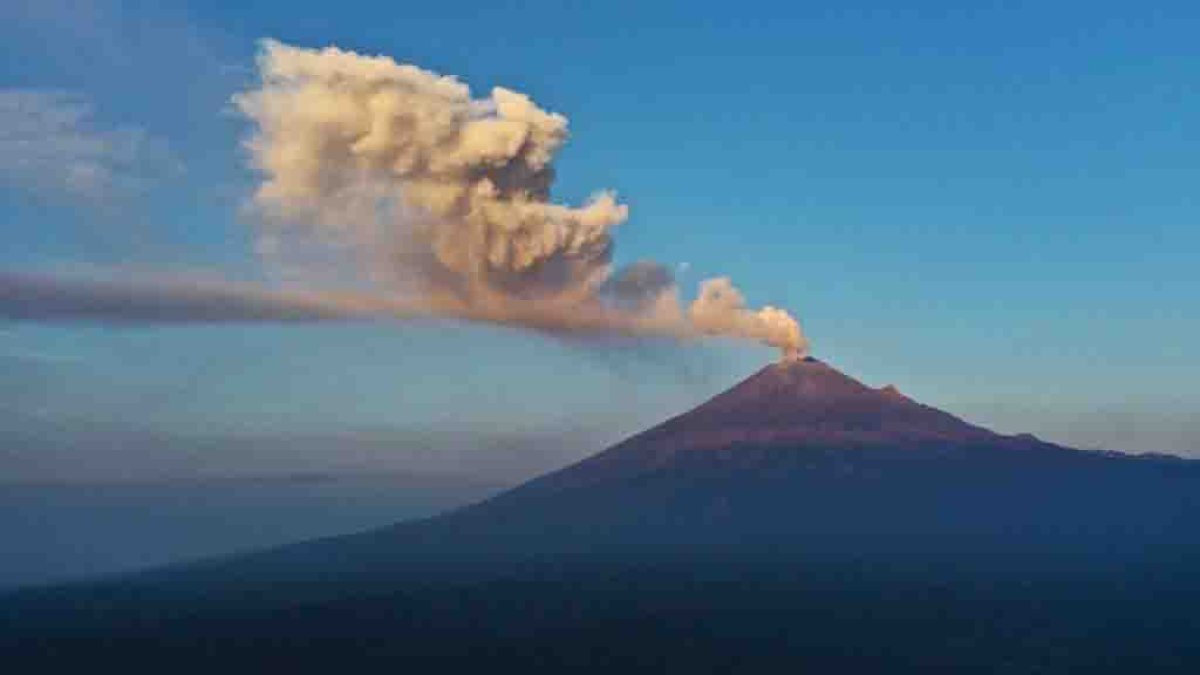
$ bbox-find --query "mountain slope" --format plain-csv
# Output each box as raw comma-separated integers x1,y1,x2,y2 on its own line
452,359,1198,566
523,357,1014,489
4,358,1200,671
631,356,995,447
9,357,1194,593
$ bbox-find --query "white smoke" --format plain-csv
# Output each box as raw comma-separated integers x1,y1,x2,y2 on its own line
233,40,808,357
689,278,805,360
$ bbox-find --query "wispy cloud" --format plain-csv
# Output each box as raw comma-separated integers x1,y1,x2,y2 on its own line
0,89,180,201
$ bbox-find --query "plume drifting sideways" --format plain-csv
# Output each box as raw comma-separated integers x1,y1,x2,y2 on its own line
1,40,807,358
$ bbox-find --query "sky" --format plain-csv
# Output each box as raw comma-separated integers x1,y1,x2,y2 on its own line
1,0,1198,482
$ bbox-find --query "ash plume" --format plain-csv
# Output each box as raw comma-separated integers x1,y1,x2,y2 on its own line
0,271,404,323
233,40,808,357
0,40,807,357
690,278,805,360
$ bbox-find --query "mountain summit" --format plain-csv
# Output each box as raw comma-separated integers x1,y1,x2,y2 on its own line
531,357,1012,489
638,357,997,450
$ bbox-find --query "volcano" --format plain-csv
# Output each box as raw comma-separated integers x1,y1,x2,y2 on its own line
614,356,996,449
5,359,1200,672
528,356,1008,488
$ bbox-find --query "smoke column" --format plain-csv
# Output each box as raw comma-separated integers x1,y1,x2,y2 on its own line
234,40,808,357
0,40,808,358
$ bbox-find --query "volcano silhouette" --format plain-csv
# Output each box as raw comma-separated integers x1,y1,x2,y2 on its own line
5,359,1200,672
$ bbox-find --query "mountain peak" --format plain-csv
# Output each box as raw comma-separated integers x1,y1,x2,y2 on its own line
699,357,908,414
529,358,1017,491
627,358,999,454
731,356,875,401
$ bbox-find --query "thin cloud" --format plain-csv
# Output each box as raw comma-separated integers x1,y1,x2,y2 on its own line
0,89,180,201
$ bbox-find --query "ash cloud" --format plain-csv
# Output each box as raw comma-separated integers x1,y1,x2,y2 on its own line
0,40,807,357
0,272,384,323
689,278,805,360
232,40,808,357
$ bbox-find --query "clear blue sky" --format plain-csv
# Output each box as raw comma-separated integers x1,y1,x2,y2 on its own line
2,0,1197,481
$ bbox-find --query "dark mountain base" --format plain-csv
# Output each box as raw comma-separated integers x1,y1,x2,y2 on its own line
7,560,1200,673
6,441,1200,673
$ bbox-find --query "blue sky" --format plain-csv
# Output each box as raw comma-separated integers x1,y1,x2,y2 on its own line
2,0,1197,480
